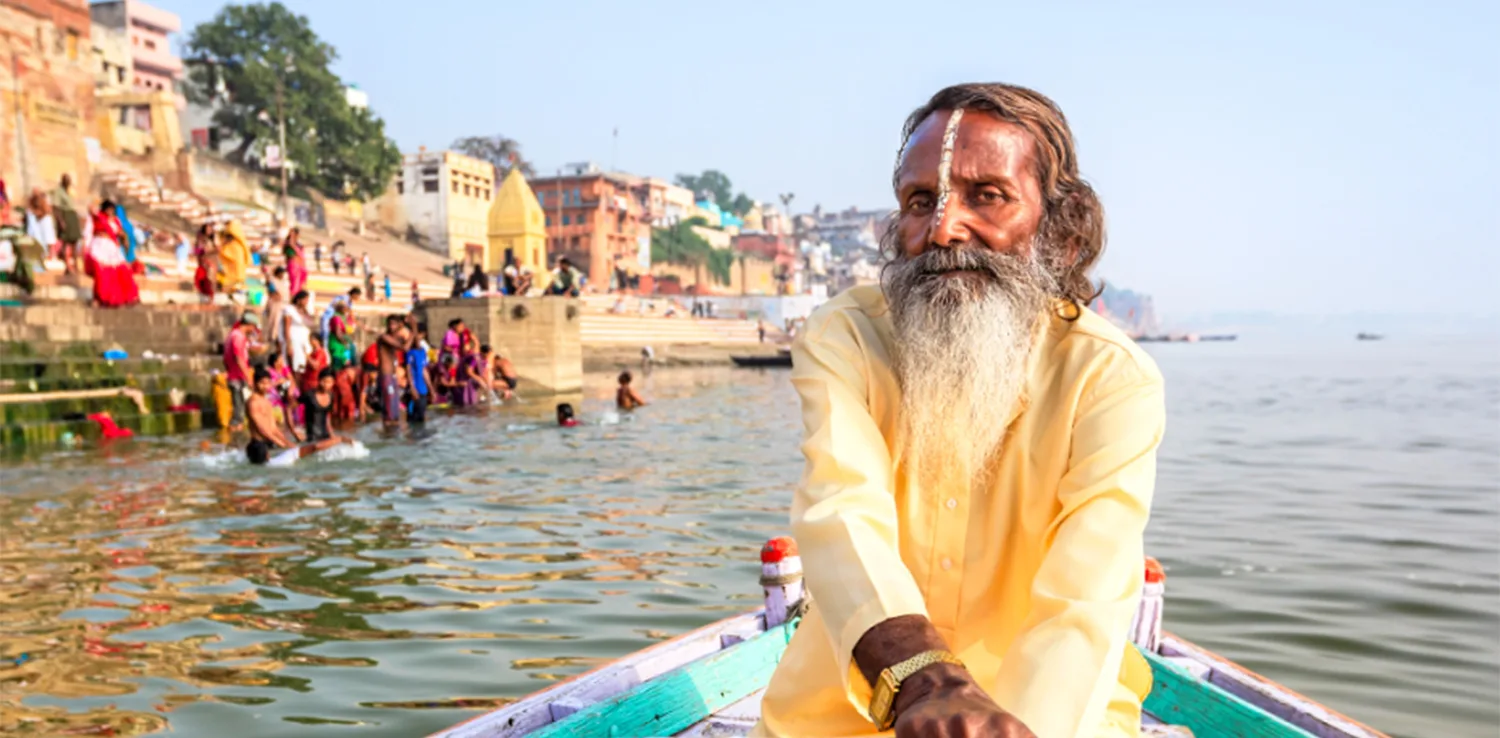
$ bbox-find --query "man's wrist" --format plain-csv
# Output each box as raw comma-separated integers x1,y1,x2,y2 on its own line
891,661,972,716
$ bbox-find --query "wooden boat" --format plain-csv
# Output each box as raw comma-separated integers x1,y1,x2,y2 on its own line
432,539,1387,738
1356,333,1384,341
730,350,792,368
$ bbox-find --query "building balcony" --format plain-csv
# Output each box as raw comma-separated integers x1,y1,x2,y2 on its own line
132,44,183,77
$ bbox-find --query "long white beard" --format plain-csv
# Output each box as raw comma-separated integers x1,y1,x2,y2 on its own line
885,247,1054,489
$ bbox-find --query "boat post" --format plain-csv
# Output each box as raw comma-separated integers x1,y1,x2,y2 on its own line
1130,557,1165,652
760,537,804,628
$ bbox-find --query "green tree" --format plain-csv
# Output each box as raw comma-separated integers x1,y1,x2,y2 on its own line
184,2,399,200
651,217,732,289
451,135,535,182
674,170,756,217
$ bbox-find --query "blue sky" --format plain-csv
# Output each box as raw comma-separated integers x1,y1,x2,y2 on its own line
160,0,1498,321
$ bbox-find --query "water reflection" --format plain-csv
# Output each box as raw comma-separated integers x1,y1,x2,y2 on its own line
1,368,798,736
2,342,1497,738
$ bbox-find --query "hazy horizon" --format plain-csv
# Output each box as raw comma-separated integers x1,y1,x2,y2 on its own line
159,0,1498,321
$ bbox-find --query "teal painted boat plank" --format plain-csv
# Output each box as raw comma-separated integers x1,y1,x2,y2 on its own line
531,621,794,738
1143,650,1314,738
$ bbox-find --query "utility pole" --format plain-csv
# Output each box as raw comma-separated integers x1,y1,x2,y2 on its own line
276,73,288,228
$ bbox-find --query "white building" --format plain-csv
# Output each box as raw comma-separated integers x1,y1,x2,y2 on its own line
396,148,494,261
345,84,368,110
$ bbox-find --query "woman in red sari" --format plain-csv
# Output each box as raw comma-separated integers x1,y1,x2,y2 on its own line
282,227,308,297
84,201,139,307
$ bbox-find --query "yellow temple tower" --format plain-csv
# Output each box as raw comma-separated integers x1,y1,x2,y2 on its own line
486,169,548,273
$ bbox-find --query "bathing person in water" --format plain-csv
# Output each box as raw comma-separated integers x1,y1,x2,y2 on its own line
247,366,350,464
301,368,338,442
556,402,579,427
616,371,648,410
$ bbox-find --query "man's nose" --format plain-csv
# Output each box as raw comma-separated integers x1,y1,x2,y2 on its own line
927,196,971,249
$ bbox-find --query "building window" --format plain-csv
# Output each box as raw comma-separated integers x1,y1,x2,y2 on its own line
562,215,571,226
396,180,404,194
118,68,125,83
545,216,551,227
483,189,490,199
463,184,471,196
573,188,581,205
144,38,156,50
66,30,79,61
452,181,459,193
423,179,438,193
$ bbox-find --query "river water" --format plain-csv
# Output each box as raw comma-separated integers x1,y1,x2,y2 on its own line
1,337,1495,738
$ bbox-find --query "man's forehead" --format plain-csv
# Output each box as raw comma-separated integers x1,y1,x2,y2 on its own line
897,109,1037,183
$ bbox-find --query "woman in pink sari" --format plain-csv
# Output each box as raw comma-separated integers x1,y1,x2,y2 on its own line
282,227,308,297
84,201,139,308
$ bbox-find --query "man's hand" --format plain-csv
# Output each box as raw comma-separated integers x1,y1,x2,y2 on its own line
893,663,1035,738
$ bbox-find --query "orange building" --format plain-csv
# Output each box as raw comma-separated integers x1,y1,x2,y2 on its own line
0,0,96,195
530,163,652,292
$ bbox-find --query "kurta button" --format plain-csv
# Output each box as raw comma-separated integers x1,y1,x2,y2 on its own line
945,498,957,510
941,557,953,570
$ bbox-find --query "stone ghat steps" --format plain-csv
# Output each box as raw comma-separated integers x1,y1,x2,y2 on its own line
0,371,211,396
1,387,201,425
1,408,203,449
0,356,219,382
581,314,763,345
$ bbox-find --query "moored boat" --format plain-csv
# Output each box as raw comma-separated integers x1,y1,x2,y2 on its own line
432,538,1387,738
730,349,793,368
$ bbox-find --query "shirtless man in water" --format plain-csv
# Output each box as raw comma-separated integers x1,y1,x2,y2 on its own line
247,366,351,465
375,314,415,425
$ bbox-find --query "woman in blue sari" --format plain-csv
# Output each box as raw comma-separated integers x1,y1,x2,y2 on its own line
115,204,139,263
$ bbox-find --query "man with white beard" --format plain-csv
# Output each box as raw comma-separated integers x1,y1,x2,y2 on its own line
755,83,1166,738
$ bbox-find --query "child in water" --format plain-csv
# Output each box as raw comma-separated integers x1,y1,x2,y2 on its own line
616,371,648,410
556,403,580,427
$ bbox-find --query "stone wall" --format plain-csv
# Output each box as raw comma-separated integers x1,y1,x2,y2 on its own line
417,296,582,394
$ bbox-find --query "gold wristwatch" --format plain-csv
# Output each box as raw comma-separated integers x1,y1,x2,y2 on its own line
867,649,965,730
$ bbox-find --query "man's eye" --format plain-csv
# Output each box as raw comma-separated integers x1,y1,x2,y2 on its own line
975,188,1006,204
906,194,935,212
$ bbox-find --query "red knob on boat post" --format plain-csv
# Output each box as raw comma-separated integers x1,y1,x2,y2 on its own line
1145,557,1165,584
761,536,798,564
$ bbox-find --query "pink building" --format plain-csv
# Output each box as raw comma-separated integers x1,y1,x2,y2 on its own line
90,0,182,96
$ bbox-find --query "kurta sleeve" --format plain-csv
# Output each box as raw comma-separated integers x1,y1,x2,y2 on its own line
994,361,1166,738
789,309,929,712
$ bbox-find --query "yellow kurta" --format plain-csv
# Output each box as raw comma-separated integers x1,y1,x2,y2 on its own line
755,284,1165,738
219,221,251,293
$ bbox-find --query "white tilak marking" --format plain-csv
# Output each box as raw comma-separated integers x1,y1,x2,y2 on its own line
931,109,965,230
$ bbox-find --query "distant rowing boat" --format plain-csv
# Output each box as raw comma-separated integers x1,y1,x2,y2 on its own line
432,538,1387,738
1356,333,1384,341
730,349,792,368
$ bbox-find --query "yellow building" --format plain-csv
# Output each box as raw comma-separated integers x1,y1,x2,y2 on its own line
486,169,548,273
397,148,494,262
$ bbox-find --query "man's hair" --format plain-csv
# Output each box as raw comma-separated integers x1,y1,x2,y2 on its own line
349,287,362,298
618,371,632,384
247,440,269,465
253,366,271,383
273,266,287,278
892,83,1105,305
480,343,492,354
387,313,404,325
60,173,72,188
100,198,116,212
559,257,572,266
